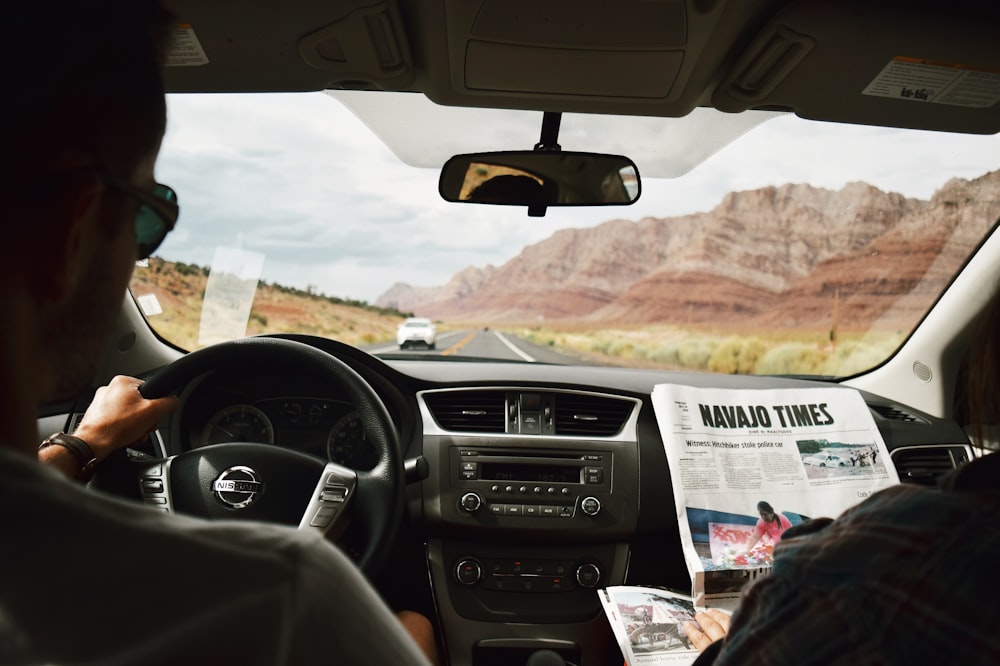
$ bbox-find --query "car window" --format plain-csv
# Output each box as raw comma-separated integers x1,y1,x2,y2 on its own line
130,92,1000,377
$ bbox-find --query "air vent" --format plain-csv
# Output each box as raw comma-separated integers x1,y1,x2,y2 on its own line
424,390,506,433
891,445,969,486
554,394,633,436
869,403,921,423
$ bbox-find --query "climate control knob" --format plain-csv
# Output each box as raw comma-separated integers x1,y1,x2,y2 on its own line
455,558,483,586
575,562,601,589
459,492,483,513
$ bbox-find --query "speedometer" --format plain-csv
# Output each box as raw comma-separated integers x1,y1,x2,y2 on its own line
201,404,275,446
326,411,378,469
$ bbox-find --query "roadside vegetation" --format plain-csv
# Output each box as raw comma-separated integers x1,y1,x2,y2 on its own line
513,324,904,377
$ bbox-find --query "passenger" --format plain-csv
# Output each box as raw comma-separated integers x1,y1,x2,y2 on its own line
1,2,435,664
739,500,791,554
682,289,1000,664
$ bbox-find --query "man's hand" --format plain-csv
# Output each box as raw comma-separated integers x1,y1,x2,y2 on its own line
683,609,731,653
71,375,180,462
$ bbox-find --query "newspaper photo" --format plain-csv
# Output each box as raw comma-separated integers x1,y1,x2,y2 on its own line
650,384,898,609
599,587,702,665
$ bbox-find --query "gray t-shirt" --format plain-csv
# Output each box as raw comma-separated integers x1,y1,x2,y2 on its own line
0,447,432,665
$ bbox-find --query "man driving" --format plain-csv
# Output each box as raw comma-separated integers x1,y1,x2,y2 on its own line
0,2,434,663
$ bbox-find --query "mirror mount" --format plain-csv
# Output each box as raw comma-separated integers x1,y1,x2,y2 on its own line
534,111,563,152
528,112,563,216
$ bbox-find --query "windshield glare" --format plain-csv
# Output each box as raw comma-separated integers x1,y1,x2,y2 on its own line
129,92,1000,377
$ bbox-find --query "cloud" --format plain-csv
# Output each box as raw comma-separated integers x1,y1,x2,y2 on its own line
154,92,999,303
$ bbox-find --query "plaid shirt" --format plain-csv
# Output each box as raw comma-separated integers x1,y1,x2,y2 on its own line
702,453,1000,665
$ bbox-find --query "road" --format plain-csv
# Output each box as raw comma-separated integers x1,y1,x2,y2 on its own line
363,329,588,364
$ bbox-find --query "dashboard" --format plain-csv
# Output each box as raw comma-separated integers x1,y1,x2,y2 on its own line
130,339,975,666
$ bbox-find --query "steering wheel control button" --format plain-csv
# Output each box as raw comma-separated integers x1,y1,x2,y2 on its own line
320,486,348,503
580,496,602,516
309,505,339,528
211,466,264,509
455,559,483,586
460,492,484,513
141,478,164,493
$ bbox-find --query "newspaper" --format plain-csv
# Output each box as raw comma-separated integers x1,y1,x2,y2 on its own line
599,586,703,665
600,384,899,665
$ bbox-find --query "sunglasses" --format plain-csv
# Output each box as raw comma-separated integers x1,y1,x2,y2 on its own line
100,173,179,259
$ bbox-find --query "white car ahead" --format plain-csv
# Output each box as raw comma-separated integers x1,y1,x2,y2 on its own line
397,318,436,350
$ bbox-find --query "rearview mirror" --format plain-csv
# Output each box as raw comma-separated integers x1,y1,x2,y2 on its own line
439,151,641,209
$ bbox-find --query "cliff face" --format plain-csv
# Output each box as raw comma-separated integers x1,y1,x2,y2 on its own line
376,171,1000,328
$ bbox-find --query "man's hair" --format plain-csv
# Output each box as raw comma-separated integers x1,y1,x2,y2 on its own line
2,1,172,186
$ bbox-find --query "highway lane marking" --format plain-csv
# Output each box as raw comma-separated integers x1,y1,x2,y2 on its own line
442,330,478,356
494,331,536,362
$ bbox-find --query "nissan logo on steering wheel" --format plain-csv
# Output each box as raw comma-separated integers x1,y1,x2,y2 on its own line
212,466,264,509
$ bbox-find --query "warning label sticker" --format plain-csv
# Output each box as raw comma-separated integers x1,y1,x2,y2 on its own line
862,57,1000,108
166,24,209,67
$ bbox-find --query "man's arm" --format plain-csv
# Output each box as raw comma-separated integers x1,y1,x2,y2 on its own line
39,375,179,479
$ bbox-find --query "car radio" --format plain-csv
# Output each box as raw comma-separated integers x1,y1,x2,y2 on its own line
444,446,625,531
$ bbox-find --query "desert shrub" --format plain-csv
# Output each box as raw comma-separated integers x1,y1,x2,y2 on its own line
648,345,681,366
708,337,767,374
822,339,890,376
676,339,718,370
755,343,825,375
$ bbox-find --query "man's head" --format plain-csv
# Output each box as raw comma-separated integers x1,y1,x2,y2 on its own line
1,1,173,402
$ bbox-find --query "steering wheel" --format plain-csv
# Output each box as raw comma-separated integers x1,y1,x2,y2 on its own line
134,337,404,576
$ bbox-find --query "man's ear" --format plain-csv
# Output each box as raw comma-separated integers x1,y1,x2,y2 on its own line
34,173,106,305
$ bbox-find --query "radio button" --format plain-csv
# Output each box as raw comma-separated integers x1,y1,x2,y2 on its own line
540,505,558,517
505,504,523,516
560,487,571,496
523,504,539,516
490,484,500,493
505,485,514,494
546,487,556,495
558,506,574,518
585,467,603,484
533,486,543,494
461,462,478,480
519,485,528,494
489,503,505,515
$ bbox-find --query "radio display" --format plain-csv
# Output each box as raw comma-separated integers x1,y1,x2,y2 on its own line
480,462,580,484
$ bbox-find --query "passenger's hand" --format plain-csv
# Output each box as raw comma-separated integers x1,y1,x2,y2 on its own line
72,375,180,461
683,609,731,652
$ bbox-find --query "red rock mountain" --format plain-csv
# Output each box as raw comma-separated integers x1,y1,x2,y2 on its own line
376,171,1000,329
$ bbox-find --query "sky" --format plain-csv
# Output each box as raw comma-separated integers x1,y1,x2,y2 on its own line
153,91,1000,303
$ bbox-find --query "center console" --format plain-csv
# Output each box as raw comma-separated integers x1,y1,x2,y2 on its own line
418,388,642,666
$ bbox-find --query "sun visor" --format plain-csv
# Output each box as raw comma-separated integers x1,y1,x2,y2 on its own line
713,0,999,134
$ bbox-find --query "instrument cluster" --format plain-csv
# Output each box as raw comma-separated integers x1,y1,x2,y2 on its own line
185,379,380,470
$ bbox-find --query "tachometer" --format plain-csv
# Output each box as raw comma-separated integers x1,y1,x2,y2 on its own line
201,404,275,446
326,411,378,469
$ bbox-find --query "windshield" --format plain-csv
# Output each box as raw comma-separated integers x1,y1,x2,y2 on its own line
130,91,1000,376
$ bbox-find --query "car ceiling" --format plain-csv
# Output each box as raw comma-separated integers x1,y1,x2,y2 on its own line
164,0,999,134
